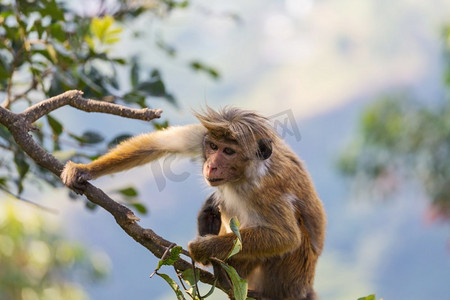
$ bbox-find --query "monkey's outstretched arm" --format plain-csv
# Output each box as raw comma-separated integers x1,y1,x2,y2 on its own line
61,124,206,193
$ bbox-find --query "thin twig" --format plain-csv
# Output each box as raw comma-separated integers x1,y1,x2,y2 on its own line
175,266,190,293
149,243,176,278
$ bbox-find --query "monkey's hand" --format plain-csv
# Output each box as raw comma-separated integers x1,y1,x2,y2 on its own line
188,235,224,265
188,235,231,265
60,161,93,194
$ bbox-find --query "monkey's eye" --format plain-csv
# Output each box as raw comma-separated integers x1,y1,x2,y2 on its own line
224,147,236,155
209,142,218,150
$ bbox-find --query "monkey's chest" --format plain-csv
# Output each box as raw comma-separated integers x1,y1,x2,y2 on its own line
217,187,264,234
219,204,262,234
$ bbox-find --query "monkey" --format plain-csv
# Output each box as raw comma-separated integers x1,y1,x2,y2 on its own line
60,106,326,300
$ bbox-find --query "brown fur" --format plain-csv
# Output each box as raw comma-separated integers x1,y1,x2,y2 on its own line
60,106,326,300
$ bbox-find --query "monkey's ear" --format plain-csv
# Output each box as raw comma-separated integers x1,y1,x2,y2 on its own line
256,139,272,160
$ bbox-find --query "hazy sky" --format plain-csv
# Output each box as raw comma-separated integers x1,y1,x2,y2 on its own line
127,0,450,119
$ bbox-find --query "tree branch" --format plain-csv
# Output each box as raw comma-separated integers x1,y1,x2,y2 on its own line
0,90,231,297
23,90,163,123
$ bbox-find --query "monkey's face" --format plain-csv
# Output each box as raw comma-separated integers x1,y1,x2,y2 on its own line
202,137,248,186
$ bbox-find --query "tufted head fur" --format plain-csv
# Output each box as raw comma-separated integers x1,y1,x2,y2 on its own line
194,106,277,159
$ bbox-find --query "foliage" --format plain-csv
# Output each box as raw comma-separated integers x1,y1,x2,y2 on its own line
0,199,110,300
0,0,219,211
153,218,250,300
337,25,450,219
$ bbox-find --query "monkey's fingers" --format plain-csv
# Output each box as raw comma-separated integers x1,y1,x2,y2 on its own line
188,238,214,265
71,179,88,195
60,161,92,194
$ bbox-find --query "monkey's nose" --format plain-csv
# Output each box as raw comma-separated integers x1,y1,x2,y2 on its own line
205,165,217,177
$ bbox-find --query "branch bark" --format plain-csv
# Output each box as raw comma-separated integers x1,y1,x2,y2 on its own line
0,90,231,297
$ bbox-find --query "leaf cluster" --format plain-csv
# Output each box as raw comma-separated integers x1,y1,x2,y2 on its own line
0,0,221,210
337,24,450,219
0,199,110,299
0,0,197,210
153,218,253,300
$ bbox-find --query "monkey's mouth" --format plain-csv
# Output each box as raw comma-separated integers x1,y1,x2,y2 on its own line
206,177,224,184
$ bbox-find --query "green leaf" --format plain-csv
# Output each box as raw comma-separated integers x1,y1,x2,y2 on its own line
130,202,148,214
116,187,138,197
40,0,65,20
112,58,126,65
218,262,248,300
85,35,94,50
156,273,186,300
227,217,242,259
0,177,8,188
164,93,177,106
157,246,182,269
91,16,111,41
201,279,218,298
137,79,166,97
0,124,12,142
108,134,132,148
181,268,199,286
85,201,98,210
52,149,77,162
49,23,66,42
13,151,29,195
190,61,202,71
32,19,45,38
47,115,63,136
165,0,190,10
45,44,58,63
123,91,146,108
189,61,220,80
90,16,122,45
14,151,30,179
208,68,220,79
357,295,376,300
153,120,169,130
156,38,177,57
81,131,104,144
112,187,148,215
130,57,139,88
70,131,104,144
227,238,243,259
181,268,200,298
136,69,170,98
230,217,242,241
0,56,10,80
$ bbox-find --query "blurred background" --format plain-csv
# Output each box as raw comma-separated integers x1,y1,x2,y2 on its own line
1,0,450,299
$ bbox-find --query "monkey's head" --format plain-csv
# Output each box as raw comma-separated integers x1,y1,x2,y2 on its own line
194,106,276,187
